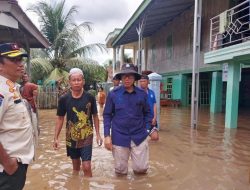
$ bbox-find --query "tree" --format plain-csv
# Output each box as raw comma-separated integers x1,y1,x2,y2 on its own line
29,0,107,85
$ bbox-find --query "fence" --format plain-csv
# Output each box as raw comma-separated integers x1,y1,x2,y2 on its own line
37,86,59,109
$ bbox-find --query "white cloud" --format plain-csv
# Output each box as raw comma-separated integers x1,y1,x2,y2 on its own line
18,0,143,64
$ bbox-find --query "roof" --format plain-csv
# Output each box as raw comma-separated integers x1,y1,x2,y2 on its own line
112,0,194,47
105,28,122,48
0,0,49,48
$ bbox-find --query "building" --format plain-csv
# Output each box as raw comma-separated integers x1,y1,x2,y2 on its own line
0,0,49,72
105,0,250,129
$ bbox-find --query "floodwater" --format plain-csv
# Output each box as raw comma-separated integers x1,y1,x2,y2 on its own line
24,107,250,190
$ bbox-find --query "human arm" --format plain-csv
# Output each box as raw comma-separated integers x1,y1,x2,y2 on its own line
53,116,64,150
92,114,103,146
32,84,38,97
143,92,153,128
0,92,18,175
150,103,159,141
152,103,157,126
0,143,18,175
103,93,114,151
53,96,66,149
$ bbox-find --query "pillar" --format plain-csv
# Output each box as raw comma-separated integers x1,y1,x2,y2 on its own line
148,73,162,130
180,74,188,106
112,47,116,75
120,45,124,68
225,62,241,128
210,71,222,113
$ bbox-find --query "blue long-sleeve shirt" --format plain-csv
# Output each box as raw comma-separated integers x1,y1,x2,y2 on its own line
103,85,152,147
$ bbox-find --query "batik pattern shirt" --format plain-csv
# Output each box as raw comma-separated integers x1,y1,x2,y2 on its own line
57,92,97,148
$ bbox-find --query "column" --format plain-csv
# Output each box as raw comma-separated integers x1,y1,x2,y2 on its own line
112,47,116,75
120,45,124,68
144,38,148,71
225,62,241,128
180,74,188,107
210,71,222,113
133,45,136,64
148,73,162,130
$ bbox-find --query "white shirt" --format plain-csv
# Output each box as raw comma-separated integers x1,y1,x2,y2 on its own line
0,75,34,172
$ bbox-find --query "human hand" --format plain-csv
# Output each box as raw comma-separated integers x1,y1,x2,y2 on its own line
4,157,18,175
53,139,60,150
96,134,103,146
104,136,112,151
150,130,159,141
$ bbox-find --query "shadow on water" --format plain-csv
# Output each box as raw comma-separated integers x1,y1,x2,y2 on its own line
24,107,250,190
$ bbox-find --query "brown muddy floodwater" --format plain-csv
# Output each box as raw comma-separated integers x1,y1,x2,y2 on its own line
24,107,250,190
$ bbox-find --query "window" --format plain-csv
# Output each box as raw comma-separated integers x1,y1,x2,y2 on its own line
166,78,173,99
166,34,173,59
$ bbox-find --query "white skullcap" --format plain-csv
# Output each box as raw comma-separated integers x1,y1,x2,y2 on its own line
69,68,83,76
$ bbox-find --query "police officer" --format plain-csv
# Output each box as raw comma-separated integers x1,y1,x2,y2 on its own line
0,43,34,190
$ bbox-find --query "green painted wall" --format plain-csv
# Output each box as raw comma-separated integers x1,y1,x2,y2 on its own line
225,62,241,128
162,74,188,106
210,72,223,113
172,75,181,99
180,74,188,106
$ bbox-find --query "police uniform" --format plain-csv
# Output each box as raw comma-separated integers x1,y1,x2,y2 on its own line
0,75,34,172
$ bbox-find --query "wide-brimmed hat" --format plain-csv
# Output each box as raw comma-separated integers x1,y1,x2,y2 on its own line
112,73,119,80
116,63,141,81
0,43,28,58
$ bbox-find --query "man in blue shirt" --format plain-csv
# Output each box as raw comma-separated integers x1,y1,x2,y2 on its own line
103,63,152,175
139,74,159,141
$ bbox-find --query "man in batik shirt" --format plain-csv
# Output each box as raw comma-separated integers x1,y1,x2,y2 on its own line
53,68,102,177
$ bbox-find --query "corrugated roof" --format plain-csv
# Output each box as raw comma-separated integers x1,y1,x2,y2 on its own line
112,0,194,47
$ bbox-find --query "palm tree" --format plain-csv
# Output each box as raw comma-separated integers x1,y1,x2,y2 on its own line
29,0,107,85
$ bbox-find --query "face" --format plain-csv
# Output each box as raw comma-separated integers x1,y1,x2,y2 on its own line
113,79,120,86
22,73,29,83
69,74,84,91
121,74,135,88
0,56,25,82
139,79,149,89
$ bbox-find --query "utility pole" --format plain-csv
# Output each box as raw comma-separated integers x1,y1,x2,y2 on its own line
191,0,202,128
136,17,146,74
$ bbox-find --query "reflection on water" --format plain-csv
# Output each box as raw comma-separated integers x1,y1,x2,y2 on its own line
24,108,250,190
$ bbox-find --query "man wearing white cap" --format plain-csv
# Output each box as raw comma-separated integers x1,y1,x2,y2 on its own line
53,68,102,177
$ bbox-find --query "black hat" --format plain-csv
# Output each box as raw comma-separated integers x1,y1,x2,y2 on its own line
112,74,119,80
140,74,149,80
0,43,28,58
116,63,141,81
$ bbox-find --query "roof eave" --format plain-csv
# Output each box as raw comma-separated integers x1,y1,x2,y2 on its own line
0,1,49,48
112,0,153,47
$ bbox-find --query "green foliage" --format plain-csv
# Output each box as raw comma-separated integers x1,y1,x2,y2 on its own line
28,0,107,85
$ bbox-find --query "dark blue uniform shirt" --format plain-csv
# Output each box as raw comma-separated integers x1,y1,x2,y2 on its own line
103,85,152,147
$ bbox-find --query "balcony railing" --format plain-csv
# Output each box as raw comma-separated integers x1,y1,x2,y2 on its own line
210,0,250,51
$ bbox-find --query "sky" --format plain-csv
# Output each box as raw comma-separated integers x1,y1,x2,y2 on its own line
18,0,144,64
